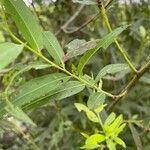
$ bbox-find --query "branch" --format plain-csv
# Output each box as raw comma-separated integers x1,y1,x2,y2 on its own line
107,59,150,112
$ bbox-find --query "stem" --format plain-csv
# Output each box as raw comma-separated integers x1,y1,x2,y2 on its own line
99,3,137,73
107,59,150,112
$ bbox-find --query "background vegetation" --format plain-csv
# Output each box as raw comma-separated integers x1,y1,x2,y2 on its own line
0,0,149,149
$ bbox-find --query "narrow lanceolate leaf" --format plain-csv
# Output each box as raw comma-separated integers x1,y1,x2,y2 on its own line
104,112,116,126
12,73,70,107
72,0,97,5
43,31,64,66
0,42,23,70
129,124,143,150
87,92,106,110
22,81,85,111
5,101,36,126
3,0,43,51
77,25,129,76
64,39,96,61
95,64,129,82
6,62,51,93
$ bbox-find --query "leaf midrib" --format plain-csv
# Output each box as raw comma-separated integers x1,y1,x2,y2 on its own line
8,0,40,50
14,76,69,102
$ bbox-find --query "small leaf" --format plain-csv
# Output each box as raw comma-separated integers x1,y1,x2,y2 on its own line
5,101,36,126
110,115,123,129
75,103,89,112
114,137,126,148
94,104,107,114
106,139,116,150
3,0,43,51
104,112,116,126
77,25,129,76
72,0,97,5
129,124,143,150
0,43,23,70
64,39,96,61
86,110,99,123
95,64,129,82
87,92,106,110
81,133,105,149
86,134,105,145
81,132,90,138
13,73,70,107
75,103,99,123
43,31,64,66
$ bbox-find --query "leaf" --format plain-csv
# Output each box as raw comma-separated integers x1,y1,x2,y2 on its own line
22,81,85,110
43,31,64,66
86,134,105,145
104,112,116,126
75,103,89,112
77,48,99,76
72,0,97,5
77,25,129,76
3,0,43,51
6,62,51,92
106,139,116,150
64,39,96,61
110,115,123,130
114,137,126,148
5,101,36,126
49,81,85,101
87,92,106,110
0,42,23,70
129,124,143,150
81,134,105,149
95,64,129,82
75,103,99,123
12,73,70,107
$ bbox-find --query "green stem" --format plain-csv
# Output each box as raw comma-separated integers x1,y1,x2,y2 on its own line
99,3,137,73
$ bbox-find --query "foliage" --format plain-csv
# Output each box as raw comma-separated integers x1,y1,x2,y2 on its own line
0,0,149,149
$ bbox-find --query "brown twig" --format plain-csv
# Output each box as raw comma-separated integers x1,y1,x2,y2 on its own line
107,60,150,112
55,0,113,35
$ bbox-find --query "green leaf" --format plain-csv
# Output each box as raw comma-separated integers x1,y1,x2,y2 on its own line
12,73,70,107
86,134,105,145
129,124,143,150
114,137,126,148
77,25,129,76
22,81,85,111
75,103,99,123
75,103,89,112
110,115,123,129
77,48,99,76
43,31,64,66
49,81,85,101
3,0,43,51
106,139,116,150
72,0,97,5
104,112,116,126
5,101,36,126
0,42,23,70
95,64,129,82
6,62,51,92
81,134,105,149
64,39,96,61
87,92,106,110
